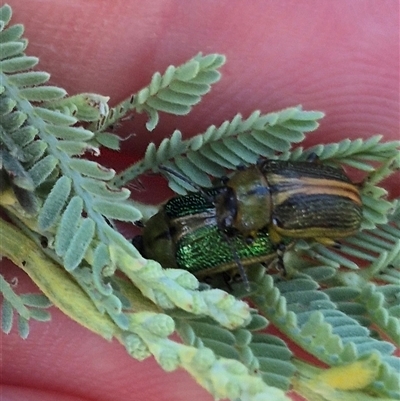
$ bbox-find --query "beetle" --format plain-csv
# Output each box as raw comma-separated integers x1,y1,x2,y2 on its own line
136,157,362,288
214,158,363,246
134,188,285,288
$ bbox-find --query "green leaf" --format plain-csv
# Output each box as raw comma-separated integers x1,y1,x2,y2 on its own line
93,199,142,221
1,299,13,334
0,55,38,73
34,107,77,125
45,125,94,141
7,71,49,87
0,40,26,60
0,4,12,25
38,176,72,230
69,159,115,180
0,23,24,43
54,196,83,257
28,155,58,187
63,218,96,270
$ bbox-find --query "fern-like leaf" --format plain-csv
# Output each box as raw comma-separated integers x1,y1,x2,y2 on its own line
1,5,251,335
92,53,226,134
112,107,324,190
1,274,51,339
175,311,295,392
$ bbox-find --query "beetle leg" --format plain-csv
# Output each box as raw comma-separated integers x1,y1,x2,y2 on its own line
220,176,229,185
132,235,144,252
245,234,256,244
268,223,283,245
215,187,238,233
221,231,250,291
222,271,235,291
315,237,341,247
306,152,320,163
256,157,265,167
275,242,287,276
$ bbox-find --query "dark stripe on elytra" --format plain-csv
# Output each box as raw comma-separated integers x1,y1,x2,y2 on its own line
272,193,362,230
261,161,352,182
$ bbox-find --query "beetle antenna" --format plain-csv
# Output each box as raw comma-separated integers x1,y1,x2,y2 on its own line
159,165,216,204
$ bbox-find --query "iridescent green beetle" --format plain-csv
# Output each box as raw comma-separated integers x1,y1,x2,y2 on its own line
136,189,282,284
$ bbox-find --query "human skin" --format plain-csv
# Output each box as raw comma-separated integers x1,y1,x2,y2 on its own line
1,1,399,401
